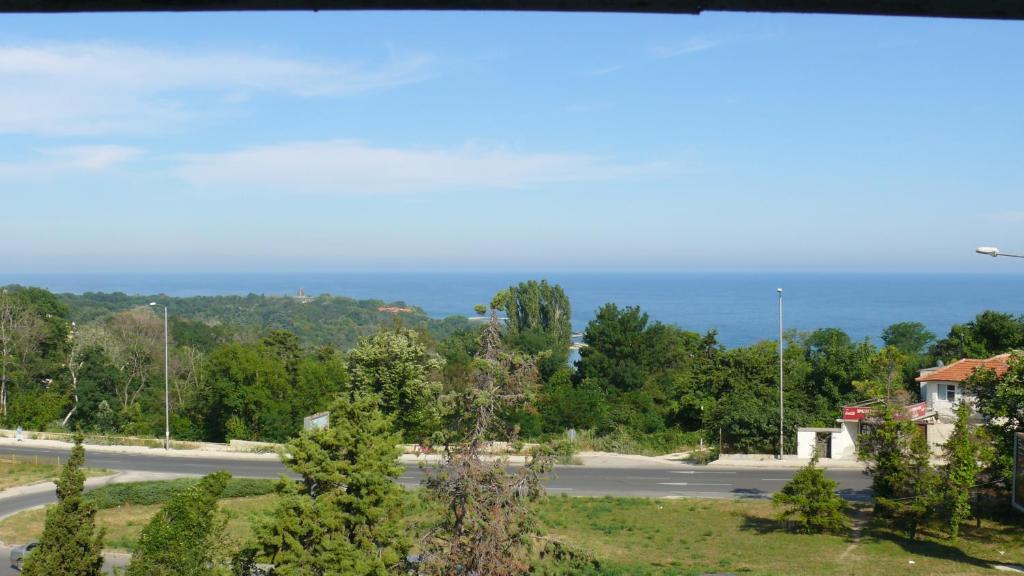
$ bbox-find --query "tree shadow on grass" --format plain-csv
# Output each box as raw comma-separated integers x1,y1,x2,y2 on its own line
738,514,779,535
862,525,1005,571
738,507,863,542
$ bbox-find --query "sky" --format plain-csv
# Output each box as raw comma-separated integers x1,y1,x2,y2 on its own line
1,10,1023,274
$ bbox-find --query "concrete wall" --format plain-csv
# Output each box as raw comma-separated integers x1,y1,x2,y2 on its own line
797,429,816,459
927,422,955,455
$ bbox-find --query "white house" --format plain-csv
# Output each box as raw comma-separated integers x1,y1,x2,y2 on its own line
913,353,1010,450
915,353,1010,419
797,353,1013,460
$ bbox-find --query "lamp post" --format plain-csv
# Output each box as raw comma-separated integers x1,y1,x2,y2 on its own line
976,246,1024,259
777,288,784,460
149,302,170,450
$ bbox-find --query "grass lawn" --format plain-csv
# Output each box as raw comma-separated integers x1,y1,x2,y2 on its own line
0,494,277,551
0,460,109,492
0,490,1020,575
536,495,1024,575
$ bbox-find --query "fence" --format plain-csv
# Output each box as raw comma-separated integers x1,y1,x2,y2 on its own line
0,452,64,467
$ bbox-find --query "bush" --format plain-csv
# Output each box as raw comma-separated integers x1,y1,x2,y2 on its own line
772,459,849,534
86,477,275,509
572,427,700,456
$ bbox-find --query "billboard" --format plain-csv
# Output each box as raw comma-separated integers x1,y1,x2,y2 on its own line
1015,432,1024,513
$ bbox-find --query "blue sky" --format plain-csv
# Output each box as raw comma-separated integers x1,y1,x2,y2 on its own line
1,11,1022,273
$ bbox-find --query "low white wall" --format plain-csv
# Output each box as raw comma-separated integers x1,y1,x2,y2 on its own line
927,422,955,456
831,423,858,460
796,429,816,459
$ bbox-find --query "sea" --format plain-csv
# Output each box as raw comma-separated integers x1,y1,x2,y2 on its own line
2,272,1023,349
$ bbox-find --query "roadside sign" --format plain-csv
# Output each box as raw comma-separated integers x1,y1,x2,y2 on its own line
1014,432,1024,513
304,411,330,431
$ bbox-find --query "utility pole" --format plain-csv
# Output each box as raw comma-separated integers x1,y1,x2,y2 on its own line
150,302,170,450
778,288,784,460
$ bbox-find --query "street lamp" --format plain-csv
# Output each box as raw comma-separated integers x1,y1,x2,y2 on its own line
777,288,784,460
976,246,1024,259
149,302,170,450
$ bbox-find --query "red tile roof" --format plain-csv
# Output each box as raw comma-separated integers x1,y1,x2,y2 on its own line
915,354,1012,383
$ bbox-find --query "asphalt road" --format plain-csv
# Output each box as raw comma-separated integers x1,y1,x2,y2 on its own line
0,445,872,574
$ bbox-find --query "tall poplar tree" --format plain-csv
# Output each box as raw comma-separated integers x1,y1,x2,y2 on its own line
21,435,104,576
942,402,992,538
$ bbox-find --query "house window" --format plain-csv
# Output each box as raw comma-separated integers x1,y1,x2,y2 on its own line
941,384,957,403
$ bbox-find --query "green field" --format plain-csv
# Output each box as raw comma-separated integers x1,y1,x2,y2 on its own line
1,487,1020,575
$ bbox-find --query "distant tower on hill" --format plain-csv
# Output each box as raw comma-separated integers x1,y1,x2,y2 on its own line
295,288,313,304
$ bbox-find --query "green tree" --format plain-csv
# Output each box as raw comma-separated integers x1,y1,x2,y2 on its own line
21,435,104,576
962,354,1024,485
858,408,939,539
575,304,651,392
852,346,908,404
932,311,1024,361
491,280,571,380
347,328,442,442
772,457,849,534
200,342,293,442
942,402,991,538
881,322,935,356
252,392,408,576
126,471,231,576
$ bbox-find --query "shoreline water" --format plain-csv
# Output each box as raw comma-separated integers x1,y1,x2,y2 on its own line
2,272,1023,348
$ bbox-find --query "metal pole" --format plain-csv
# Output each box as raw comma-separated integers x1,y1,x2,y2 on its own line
164,306,170,450
778,288,784,460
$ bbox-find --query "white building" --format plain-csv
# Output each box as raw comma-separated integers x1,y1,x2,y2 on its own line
913,353,1010,449
797,353,1012,460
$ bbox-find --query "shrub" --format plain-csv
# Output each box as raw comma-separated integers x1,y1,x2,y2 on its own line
772,458,849,534
86,477,275,509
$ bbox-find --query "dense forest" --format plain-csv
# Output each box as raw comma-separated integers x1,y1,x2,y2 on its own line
2,281,1023,456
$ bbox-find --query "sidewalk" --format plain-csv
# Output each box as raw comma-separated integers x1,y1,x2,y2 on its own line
709,454,867,469
0,436,281,462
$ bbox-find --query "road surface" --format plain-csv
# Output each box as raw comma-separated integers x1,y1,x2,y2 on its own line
0,445,872,574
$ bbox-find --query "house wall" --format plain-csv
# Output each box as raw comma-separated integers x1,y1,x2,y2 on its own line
832,422,858,459
922,380,976,419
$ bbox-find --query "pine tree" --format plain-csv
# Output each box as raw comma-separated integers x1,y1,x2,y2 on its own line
772,457,849,534
942,402,992,538
422,312,554,576
126,471,231,576
252,391,408,576
21,434,104,576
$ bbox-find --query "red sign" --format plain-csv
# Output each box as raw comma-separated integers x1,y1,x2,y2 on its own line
905,402,928,420
841,401,929,421
841,406,873,420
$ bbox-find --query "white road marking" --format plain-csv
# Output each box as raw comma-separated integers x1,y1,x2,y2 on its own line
761,478,789,481
548,487,574,491
657,482,733,487
670,471,737,475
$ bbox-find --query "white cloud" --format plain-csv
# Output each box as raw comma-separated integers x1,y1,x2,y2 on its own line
649,37,722,59
986,211,1024,223
0,145,143,178
0,44,433,135
176,140,656,195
